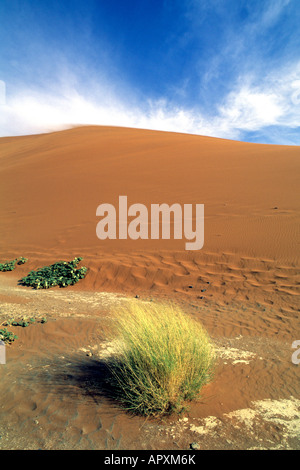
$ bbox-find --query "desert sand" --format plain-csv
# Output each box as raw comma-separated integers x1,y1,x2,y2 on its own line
0,126,299,450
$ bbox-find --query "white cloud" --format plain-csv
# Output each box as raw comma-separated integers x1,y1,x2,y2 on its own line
218,63,300,134
0,61,299,143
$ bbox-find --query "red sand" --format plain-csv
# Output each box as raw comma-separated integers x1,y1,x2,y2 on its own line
1,126,299,334
0,126,299,449
0,126,299,260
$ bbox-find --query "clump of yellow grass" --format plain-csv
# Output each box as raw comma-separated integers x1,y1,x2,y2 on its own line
105,302,215,416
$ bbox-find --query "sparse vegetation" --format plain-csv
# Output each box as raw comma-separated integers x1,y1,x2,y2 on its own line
105,302,215,417
20,257,87,289
0,257,28,272
0,328,18,344
0,316,48,344
2,316,47,327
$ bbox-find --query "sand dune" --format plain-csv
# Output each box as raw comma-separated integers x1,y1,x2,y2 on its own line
0,126,299,449
0,126,299,260
0,126,299,333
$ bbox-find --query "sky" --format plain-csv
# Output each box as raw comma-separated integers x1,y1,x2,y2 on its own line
0,0,300,143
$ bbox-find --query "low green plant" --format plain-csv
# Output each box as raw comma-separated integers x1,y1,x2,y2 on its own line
14,320,29,327
20,257,87,289
0,328,18,344
0,257,28,272
105,302,216,417
3,316,47,327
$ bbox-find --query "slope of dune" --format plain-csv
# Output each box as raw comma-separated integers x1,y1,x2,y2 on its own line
1,126,299,332
0,126,299,312
0,125,299,259
0,126,299,450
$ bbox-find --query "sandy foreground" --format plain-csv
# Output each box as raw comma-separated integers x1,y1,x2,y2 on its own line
0,126,299,450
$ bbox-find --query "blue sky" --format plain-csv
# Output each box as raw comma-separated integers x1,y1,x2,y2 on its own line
0,0,300,143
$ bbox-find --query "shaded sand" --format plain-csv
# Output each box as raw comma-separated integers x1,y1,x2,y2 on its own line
0,126,299,449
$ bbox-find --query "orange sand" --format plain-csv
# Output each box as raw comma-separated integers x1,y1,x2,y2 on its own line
0,126,299,449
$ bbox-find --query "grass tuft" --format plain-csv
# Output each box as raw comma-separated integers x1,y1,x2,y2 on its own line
105,302,215,417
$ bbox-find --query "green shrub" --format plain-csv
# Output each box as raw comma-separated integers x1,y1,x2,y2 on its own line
0,257,28,272
3,316,47,327
0,328,18,344
105,302,216,416
20,257,87,289
2,316,47,328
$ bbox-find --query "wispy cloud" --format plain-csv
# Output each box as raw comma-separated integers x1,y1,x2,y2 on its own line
212,62,300,138
0,0,299,143
259,0,291,28
1,60,299,143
